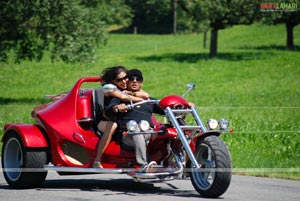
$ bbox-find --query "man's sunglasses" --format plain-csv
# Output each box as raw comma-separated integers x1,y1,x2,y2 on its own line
128,76,143,82
115,75,128,82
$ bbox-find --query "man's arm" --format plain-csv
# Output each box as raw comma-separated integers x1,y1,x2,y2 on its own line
150,98,165,115
112,103,127,113
104,98,121,118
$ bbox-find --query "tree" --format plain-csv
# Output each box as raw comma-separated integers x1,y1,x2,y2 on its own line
0,0,131,63
183,0,260,57
261,0,300,50
125,0,173,33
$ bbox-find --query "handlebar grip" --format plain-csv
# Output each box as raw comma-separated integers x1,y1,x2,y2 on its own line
114,104,131,112
125,105,132,110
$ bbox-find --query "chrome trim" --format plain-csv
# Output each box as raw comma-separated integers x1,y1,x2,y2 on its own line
129,149,184,182
77,117,93,123
126,99,160,110
179,125,202,130
171,109,193,113
43,165,123,174
191,106,208,132
165,106,201,168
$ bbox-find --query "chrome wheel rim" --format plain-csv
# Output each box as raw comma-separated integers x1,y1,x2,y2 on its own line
192,143,216,190
3,137,24,181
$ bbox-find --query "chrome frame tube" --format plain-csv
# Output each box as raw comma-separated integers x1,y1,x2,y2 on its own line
191,106,208,132
126,99,159,110
165,107,200,168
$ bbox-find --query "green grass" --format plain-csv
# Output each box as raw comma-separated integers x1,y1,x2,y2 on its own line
1,23,300,179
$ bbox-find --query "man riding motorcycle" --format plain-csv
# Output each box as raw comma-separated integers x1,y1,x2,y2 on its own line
105,69,164,172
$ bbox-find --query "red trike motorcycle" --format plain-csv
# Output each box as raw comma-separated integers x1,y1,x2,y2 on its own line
1,76,232,198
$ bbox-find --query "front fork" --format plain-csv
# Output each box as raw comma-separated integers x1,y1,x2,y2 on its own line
165,106,208,169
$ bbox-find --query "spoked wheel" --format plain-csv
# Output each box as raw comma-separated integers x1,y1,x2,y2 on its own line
1,132,48,189
191,135,232,198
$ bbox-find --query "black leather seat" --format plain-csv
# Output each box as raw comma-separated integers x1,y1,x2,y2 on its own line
92,88,104,134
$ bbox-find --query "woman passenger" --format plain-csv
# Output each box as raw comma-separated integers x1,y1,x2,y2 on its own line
93,66,148,168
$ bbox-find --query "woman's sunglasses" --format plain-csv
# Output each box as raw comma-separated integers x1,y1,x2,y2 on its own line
114,75,128,82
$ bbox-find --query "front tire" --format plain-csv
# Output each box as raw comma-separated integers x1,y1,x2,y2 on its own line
1,132,48,189
191,135,232,198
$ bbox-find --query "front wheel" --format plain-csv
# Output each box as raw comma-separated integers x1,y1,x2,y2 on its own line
1,132,48,189
190,135,232,198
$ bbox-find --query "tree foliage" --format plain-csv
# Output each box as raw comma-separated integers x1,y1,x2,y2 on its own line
125,0,174,33
0,0,131,63
260,0,300,49
184,0,260,57
2,0,298,63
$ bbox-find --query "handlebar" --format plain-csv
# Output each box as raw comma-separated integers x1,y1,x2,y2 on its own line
114,99,160,113
126,99,160,110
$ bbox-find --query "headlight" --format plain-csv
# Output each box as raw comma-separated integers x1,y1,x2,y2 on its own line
126,120,138,132
139,120,150,131
219,118,229,130
207,119,218,129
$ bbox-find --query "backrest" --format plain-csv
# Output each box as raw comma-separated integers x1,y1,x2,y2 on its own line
92,87,104,129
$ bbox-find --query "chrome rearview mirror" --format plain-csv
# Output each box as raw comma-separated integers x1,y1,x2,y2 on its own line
187,82,195,90
102,84,117,93
182,82,195,97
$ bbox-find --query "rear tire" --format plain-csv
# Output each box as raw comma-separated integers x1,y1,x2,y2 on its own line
1,132,48,189
191,135,232,198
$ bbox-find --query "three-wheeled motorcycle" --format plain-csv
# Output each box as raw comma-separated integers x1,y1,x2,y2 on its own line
1,76,232,198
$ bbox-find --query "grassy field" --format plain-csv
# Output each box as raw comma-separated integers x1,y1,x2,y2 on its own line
1,23,300,179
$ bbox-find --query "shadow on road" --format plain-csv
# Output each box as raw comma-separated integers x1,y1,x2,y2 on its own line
1,178,202,198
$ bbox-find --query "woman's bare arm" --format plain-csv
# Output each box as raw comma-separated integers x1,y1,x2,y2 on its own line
126,89,149,100
105,90,143,102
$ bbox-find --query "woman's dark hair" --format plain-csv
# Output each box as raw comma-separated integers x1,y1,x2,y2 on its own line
101,66,127,84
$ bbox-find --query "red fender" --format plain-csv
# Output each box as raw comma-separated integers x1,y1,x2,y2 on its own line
3,123,48,148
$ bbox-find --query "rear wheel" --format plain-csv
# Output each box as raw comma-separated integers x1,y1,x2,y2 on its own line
191,135,232,198
1,132,48,188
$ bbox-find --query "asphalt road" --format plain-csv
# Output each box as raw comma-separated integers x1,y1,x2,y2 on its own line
1,169,299,201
